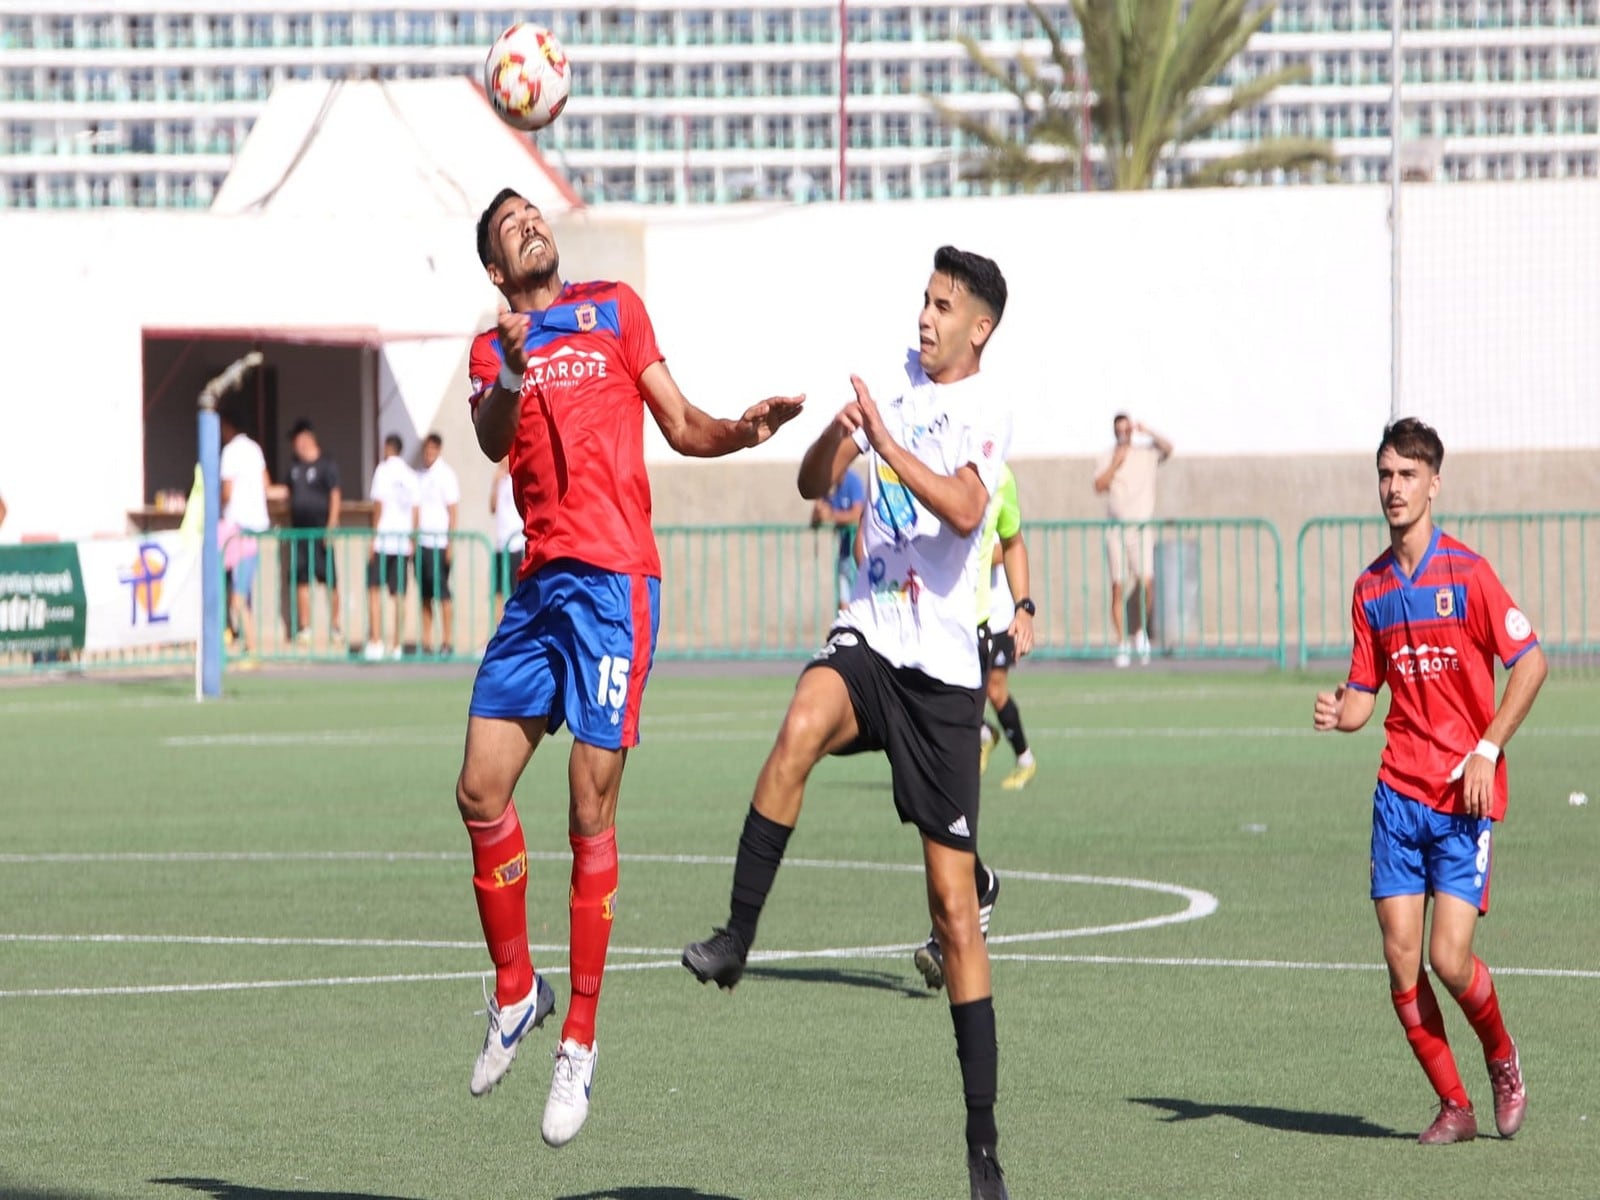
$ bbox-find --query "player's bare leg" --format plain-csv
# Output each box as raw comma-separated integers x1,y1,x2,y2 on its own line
441,595,454,654
683,667,858,988
457,715,556,1098
1377,894,1476,1143
1109,579,1128,665
542,739,628,1148
927,838,1008,1198
1430,893,1525,1136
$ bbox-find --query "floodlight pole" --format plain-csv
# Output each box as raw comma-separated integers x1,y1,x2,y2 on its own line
1388,7,1403,421
196,351,263,701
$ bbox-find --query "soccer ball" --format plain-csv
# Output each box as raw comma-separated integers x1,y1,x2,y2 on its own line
484,23,571,132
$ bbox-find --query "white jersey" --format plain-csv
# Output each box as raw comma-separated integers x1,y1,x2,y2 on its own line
493,470,527,555
219,433,270,533
838,352,1012,688
369,455,420,556
416,458,461,549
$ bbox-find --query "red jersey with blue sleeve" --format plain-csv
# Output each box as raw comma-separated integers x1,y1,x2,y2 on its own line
1345,528,1539,820
468,281,665,580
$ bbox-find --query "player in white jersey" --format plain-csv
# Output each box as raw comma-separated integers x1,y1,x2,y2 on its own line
684,246,1016,1200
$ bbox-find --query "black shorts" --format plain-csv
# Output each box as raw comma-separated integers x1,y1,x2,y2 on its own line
979,623,1016,674
367,552,409,595
288,536,337,587
492,549,522,597
416,547,452,602
805,626,983,850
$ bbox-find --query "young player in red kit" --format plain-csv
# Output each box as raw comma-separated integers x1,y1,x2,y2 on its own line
458,188,804,1147
1314,418,1546,1145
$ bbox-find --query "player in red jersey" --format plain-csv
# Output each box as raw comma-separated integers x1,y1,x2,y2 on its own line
457,188,804,1147
1314,417,1546,1145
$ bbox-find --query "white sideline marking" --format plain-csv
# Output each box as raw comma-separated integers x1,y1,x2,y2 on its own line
157,724,1600,748
985,952,1600,981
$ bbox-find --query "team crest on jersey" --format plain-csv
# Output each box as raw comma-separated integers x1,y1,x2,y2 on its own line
576,302,597,331
1435,588,1454,618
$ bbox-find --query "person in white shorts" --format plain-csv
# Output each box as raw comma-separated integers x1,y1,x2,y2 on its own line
1093,413,1173,667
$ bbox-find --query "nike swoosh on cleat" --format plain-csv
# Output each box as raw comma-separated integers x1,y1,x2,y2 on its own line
499,1005,536,1050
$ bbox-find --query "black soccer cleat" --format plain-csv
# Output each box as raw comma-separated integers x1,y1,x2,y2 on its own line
682,927,748,990
967,1146,1010,1200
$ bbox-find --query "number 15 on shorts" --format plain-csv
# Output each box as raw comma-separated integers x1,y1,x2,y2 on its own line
597,655,630,707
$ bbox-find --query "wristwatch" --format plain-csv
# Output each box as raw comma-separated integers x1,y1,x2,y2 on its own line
1015,597,1036,616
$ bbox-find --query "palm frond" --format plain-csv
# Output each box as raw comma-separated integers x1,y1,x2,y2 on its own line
1183,137,1338,187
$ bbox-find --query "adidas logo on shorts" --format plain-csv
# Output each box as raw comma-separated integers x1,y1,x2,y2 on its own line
947,816,970,838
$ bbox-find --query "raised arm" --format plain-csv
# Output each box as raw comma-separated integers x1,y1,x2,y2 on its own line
798,414,862,501
639,361,804,459
474,312,528,463
1136,420,1174,462
850,376,987,535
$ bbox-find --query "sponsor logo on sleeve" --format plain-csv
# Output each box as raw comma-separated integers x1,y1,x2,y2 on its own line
1505,607,1531,640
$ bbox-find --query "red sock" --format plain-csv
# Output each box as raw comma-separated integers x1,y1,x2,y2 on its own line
1393,976,1470,1107
1454,957,1514,1062
562,826,619,1048
465,802,532,1007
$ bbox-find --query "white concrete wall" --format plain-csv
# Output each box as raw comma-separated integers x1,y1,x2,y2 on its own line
0,180,1595,541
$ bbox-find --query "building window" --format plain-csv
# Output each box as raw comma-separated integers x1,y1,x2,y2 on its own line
804,113,834,149
801,9,834,42
883,113,911,147
685,10,714,45
846,166,873,200
166,15,195,48
763,62,794,96
325,14,353,46
726,9,755,43
645,64,674,98
882,60,911,94
725,63,753,96
687,64,714,98
764,115,794,148
847,113,873,148
245,15,272,47
847,60,872,95
129,15,155,48
763,10,793,42
643,11,674,44
803,62,833,95
8,174,37,208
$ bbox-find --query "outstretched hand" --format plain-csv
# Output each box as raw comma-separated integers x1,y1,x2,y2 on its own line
847,375,892,453
737,394,806,447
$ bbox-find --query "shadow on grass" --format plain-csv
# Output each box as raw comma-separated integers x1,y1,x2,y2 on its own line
558,1190,745,1200
154,1179,422,1200
1129,1096,1410,1140
742,963,932,999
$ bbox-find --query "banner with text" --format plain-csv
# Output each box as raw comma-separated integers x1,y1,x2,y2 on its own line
0,533,200,654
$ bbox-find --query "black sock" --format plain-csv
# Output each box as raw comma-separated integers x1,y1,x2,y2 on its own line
951,996,999,1152
728,806,792,952
973,855,990,899
996,698,1028,757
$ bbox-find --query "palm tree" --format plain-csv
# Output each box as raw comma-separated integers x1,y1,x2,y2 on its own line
932,0,1336,190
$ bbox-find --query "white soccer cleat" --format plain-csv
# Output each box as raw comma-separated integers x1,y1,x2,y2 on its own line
470,973,556,1097
1114,641,1132,669
1134,631,1152,665
541,1038,598,1147
362,641,385,662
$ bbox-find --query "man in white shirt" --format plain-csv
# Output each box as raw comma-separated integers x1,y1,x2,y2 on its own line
219,411,272,661
416,432,462,657
1093,413,1174,667
365,433,420,661
684,247,1016,1200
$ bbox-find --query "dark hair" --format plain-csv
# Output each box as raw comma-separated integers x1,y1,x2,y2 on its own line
1378,417,1444,472
476,187,523,267
289,418,314,439
1112,412,1131,427
424,432,443,449
384,433,404,455
933,245,1007,330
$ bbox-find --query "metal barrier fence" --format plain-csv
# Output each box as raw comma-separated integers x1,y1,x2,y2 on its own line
654,518,1286,666
226,528,499,663
1297,513,1600,662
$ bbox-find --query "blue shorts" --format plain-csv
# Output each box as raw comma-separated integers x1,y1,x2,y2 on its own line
470,561,660,749
1370,780,1495,913
232,550,260,607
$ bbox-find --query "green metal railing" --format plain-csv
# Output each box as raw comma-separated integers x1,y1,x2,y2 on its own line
654,518,1286,665
228,528,498,664
1297,512,1600,662
1026,519,1286,665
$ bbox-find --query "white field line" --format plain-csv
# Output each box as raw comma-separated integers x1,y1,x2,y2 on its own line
156,724,1600,748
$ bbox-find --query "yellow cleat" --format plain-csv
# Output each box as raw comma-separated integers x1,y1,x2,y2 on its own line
1001,761,1036,791
978,721,1000,775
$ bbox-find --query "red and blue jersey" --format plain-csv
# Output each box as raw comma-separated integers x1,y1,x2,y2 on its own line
469,280,665,580
1346,527,1539,820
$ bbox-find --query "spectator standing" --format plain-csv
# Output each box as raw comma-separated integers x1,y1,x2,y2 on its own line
278,419,343,646
219,410,272,663
811,466,866,611
364,434,419,662
1093,413,1173,667
416,432,461,657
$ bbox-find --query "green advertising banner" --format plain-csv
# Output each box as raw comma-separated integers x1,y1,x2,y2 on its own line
0,544,88,654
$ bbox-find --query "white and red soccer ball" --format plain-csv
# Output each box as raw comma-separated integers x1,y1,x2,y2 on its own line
484,23,571,132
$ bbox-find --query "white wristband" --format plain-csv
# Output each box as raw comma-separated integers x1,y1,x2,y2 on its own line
1473,738,1501,763
498,363,524,392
